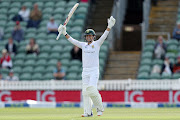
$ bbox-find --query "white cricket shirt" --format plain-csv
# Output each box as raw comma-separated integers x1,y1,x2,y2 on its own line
67,30,109,69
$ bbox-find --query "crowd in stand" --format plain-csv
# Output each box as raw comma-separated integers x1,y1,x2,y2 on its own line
151,22,180,76
0,3,82,81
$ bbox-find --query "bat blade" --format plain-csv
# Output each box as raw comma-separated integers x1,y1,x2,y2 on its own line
64,3,79,26
56,3,79,40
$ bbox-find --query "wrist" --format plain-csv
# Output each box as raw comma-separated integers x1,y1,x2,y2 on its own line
108,25,112,29
107,28,111,31
63,31,67,36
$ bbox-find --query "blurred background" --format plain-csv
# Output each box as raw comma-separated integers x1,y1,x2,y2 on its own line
0,0,180,109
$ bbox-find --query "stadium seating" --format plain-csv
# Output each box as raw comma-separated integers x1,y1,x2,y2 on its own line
137,39,180,79
0,0,109,81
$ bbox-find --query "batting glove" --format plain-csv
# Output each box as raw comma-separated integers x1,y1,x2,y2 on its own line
58,24,63,32
58,24,67,36
107,16,116,29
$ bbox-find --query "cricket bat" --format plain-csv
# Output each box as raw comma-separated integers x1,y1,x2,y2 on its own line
56,3,79,40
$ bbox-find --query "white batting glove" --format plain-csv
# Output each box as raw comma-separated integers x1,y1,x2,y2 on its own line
58,24,67,36
107,16,116,29
58,24,63,32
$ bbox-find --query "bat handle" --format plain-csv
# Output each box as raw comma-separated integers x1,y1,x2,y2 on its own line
56,29,62,40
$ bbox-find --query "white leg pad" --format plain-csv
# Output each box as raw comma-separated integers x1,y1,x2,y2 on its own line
86,86,104,112
82,85,92,115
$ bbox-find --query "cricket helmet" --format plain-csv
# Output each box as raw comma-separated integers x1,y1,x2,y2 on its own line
84,29,96,41
84,29,96,36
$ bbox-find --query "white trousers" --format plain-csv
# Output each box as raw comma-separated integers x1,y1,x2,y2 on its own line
82,67,100,114
82,67,99,88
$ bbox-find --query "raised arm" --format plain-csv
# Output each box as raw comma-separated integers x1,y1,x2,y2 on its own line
66,34,83,49
96,28,110,46
58,25,83,49
96,16,116,46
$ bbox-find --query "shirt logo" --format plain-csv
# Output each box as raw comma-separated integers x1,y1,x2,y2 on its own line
92,45,94,48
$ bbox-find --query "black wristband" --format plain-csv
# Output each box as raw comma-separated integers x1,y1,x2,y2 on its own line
65,33,68,36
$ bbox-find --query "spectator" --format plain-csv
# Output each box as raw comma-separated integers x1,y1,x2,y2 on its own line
71,45,82,61
53,61,65,80
151,64,161,74
0,28,4,40
0,73,4,80
27,3,42,28
26,38,39,55
173,56,180,73
5,70,19,81
5,37,17,56
154,36,167,59
0,49,12,69
12,21,24,43
18,6,30,22
161,57,173,75
173,22,180,41
47,17,59,35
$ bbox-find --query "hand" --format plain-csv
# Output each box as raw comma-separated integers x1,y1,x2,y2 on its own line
107,16,116,29
58,24,67,35
58,24,63,32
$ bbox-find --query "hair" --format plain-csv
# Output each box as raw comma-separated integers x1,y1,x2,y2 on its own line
30,38,36,44
8,37,13,40
34,3,38,7
22,6,26,9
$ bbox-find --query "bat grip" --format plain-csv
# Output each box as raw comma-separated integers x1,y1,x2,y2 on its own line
56,29,62,40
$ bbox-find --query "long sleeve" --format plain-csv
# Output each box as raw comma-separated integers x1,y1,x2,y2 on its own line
67,37,83,49
96,30,110,46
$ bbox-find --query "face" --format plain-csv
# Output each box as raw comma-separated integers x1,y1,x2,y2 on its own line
85,35,94,42
22,6,26,10
30,39,35,46
9,72,13,77
165,58,169,63
50,19,54,23
16,24,21,29
57,62,61,69
8,38,13,44
34,4,38,10
158,36,163,43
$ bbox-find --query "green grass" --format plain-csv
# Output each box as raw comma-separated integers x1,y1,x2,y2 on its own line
0,108,180,120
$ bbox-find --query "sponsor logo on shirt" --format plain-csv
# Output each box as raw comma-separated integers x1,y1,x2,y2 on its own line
84,51,95,53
